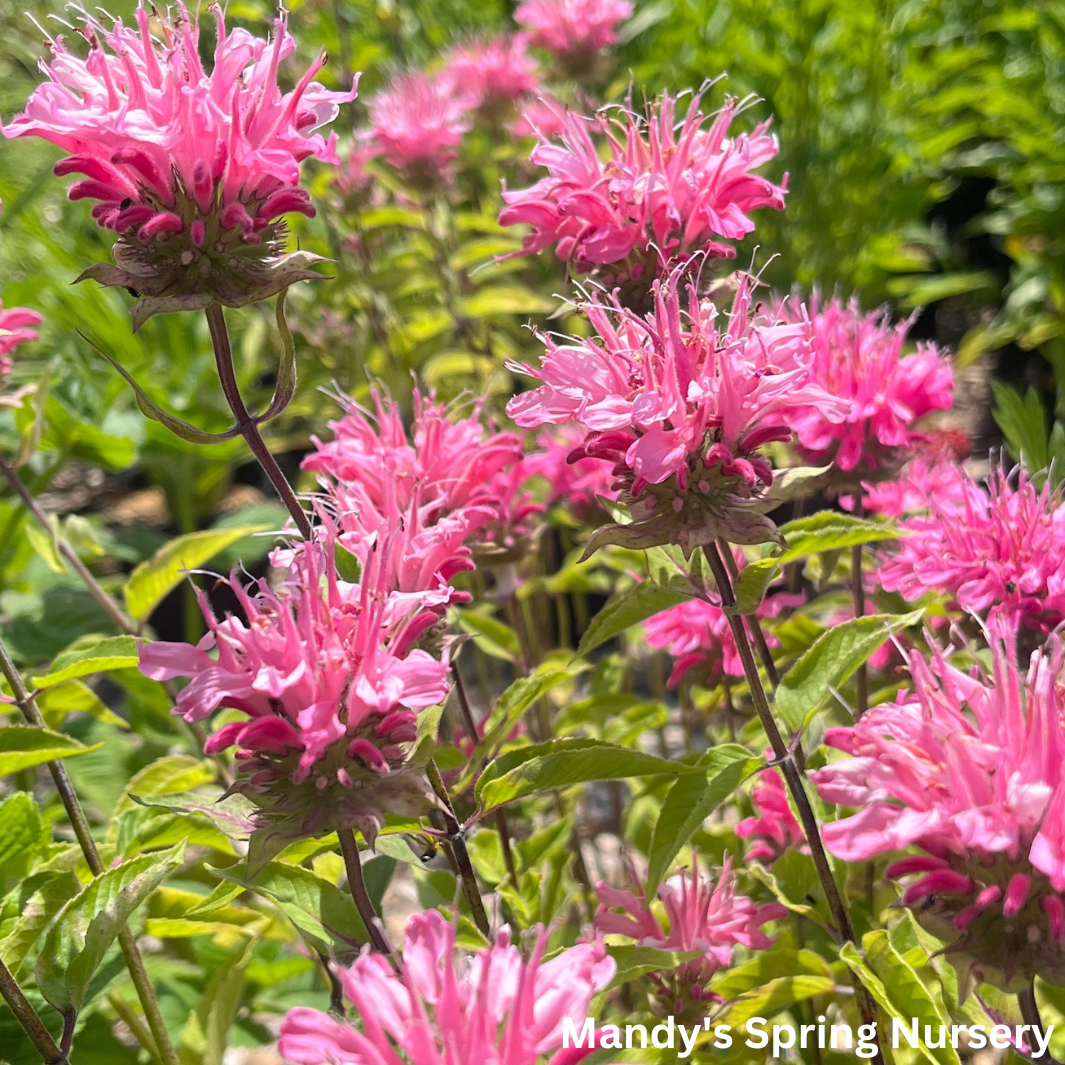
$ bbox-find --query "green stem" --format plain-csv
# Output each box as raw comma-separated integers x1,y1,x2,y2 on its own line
337,829,393,956
205,303,312,541
0,955,67,1065
0,635,179,1065
425,760,491,937
704,541,883,1064
0,455,134,634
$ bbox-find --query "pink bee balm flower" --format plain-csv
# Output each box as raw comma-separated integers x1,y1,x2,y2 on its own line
878,467,1065,631
511,96,568,140
644,555,802,685
853,454,969,520
507,270,844,556
524,424,617,518
498,92,786,297
3,5,356,319
139,539,450,845
440,36,541,116
735,768,807,865
367,71,472,187
0,299,43,385
595,859,785,1017
514,0,633,57
811,629,1065,991
781,295,953,472
304,388,525,535
279,909,615,1065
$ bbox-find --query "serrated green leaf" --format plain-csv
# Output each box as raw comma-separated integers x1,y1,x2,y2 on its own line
841,932,962,1065
777,512,898,562
0,868,81,977
0,727,103,776
578,582,692,657
0,793,46,867
775,610,924,731
36,842,185,1014
605,945,704,988
733,560,782,614
31,636,140,689
646,745,761,896
207,861,366,956
34,679,127,730
125,525,274,622
475,738,695,813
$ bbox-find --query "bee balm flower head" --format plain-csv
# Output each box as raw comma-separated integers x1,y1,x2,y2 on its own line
0,300,43,386
2,4,356,325
499,91,786,301
279,909,615,1065
507,270,844,556
878,467,1065,633
595,859,785,1019
782,294,953,472
515,0,633,59
811,629,1065,992
139,539,450,846
440,36,541,120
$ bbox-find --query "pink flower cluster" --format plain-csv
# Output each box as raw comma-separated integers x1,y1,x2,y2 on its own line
644,562,802,686
508,271,843,554
499,92,786,291
735,768,806,865
0,299,43,383
361,35,544,184
525,424,617,517
279,909,614,1065
140,538,450,843
812,631,1065,989
366,71,473,183
783,295,953,472
441,36,541,113
303,388,538,579
878,467,1065,630
595,860,784,1015
3,5,355,247
515,0,634,57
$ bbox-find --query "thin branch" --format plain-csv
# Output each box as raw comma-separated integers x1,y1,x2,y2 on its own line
337,828,393,956
0,956,67,1065
205,303,312,541
0,455,133,634
704,541,883,1065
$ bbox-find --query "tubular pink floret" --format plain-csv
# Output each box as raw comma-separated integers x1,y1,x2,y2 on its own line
1003,873,1031,918
1043,896,1065,940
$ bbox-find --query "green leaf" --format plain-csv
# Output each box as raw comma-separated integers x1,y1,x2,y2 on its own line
0,793,47,867
0,868,81,978
455,610,520,660
991,382,1050,472
457,286,554,317
125,525,274,622
646,745,761,895
606,945,705,988
0,727,103,776
777,512,898,562
475,738,695,813
36,842,185,1014
34,679,128,730
207,861,366,956
733,560,782,615
31,636,140,689
775,610,924,731
25,516,67,575
481,661,586,748
711,948,833,998
841,932,962,1065
578,582,692,657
